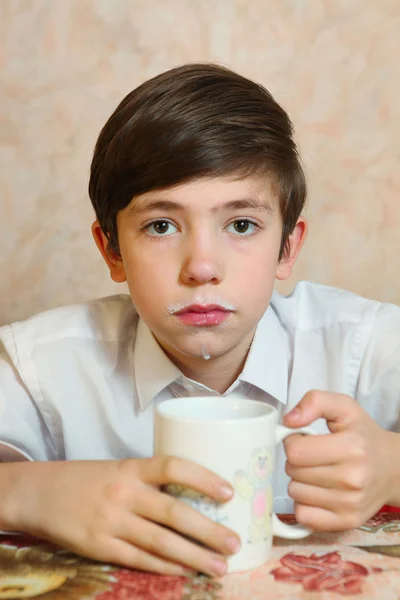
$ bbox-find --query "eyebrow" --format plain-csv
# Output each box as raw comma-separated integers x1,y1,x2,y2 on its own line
128,197,274,216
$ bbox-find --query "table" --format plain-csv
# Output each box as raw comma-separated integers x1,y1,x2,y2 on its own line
1,513,400,599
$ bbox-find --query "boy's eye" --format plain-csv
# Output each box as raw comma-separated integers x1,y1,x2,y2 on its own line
226,219,258,235
145,220,178,236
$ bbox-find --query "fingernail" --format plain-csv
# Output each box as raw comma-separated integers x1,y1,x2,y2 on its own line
225,536,241,554
219,485,234,499
211,558,227,577
287,407,301,421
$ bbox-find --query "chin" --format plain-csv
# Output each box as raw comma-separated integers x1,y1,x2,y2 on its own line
158,323,247,361
173,337,234,361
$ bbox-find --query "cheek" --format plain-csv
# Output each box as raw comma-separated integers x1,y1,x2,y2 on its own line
123,243,174,282
121,248,176,311
229,235,281,278
234,249,279,302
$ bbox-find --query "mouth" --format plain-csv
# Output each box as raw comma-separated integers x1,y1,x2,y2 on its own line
173,304,234,327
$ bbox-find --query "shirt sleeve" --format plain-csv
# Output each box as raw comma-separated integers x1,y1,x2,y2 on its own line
0,339,56,462
356,302,400,432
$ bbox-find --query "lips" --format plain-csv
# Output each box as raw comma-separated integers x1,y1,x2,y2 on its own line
174,304,233,326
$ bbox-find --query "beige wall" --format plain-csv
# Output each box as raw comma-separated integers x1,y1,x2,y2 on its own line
1,0,399,325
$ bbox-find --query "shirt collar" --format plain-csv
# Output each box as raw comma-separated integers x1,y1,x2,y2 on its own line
239,297,289,404
134,319,181,411
134,294,289,411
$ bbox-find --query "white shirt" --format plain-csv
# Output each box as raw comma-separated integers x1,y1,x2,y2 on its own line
0,281,399,513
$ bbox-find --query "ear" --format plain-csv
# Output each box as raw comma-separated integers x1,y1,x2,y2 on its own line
91,220,127,283
275,217,308,281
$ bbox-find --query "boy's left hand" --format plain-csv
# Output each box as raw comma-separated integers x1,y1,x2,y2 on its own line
283,390,400,532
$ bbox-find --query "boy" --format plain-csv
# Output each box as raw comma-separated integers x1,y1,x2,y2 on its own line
0,64,399,579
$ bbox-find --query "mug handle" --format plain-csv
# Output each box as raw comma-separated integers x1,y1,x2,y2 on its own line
272,424,317,539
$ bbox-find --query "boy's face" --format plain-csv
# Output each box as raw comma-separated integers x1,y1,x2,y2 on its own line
93,175,306,368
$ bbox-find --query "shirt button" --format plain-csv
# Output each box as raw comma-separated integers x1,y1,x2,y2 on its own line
184,383,196,392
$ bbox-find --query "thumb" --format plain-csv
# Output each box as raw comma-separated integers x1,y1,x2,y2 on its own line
283,390,359,432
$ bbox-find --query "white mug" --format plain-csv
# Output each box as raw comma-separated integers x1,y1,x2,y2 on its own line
154,397,316,573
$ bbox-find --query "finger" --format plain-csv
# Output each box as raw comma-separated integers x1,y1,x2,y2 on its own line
286,463,338,488
62,532,194,577
284,431,351,467
288,480,364,515
135,485,241,557
293,504,363,533
117,513,229,578
100,536,197,576
132,456,234,502
286,462,368,491
284,390,361,432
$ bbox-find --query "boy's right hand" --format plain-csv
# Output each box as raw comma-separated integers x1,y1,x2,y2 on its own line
2,457,240,577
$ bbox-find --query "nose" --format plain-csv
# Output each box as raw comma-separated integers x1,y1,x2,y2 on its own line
179,233,223,286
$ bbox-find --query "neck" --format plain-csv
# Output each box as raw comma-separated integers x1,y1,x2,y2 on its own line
160,330,255,394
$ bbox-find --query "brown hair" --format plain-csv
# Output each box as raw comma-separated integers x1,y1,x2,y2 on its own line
88,63,306,260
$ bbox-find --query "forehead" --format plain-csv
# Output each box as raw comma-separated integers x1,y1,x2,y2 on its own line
126,174,280,214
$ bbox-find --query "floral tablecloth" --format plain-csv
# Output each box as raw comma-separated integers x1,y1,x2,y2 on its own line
1,513,400,599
